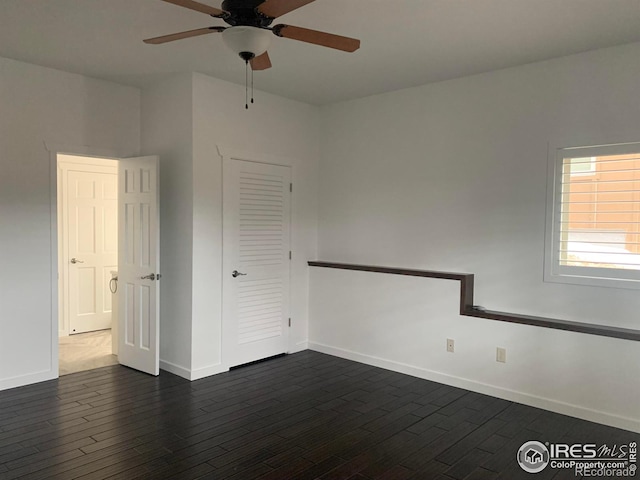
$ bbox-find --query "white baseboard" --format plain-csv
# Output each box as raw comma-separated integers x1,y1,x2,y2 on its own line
289,340,309,354
159,359,192,380
308,342,640,433
0,369,56,392
159,359,228,381
190,363,228,381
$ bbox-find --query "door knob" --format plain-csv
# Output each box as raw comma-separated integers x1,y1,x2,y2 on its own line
140,273,161,281
70,258,84,264
232,270,247,278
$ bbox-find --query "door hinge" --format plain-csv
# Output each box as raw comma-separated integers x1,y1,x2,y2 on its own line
290,183,292,193
288,318,291,327
289,251,292,260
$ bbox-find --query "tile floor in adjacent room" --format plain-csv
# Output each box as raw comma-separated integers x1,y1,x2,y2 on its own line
58,329,118,376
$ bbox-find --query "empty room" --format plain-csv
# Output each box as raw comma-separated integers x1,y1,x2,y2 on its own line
0,1,639,479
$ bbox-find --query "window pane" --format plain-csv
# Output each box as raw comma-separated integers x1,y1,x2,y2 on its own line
560,153,640,271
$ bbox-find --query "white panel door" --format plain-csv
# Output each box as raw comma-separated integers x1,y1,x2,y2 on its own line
118,156,160,375
223,159,291,368
67,170,118,334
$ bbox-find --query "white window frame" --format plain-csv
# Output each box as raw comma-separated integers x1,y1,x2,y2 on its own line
544,142,640,290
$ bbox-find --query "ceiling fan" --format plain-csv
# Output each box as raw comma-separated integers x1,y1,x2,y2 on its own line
144,0,361,71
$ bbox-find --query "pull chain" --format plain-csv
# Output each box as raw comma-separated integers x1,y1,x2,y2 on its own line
245,60,249,109
251,65,254,104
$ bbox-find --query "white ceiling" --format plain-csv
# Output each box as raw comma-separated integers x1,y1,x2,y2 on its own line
2,0,640,105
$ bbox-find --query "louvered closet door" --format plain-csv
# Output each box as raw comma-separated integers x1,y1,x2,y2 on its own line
222,158,291,368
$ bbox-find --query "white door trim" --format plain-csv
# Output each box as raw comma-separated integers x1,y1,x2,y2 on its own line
217,145,296,168
48,143,137,380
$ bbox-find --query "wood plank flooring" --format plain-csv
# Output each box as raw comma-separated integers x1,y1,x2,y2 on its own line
0,351,636,480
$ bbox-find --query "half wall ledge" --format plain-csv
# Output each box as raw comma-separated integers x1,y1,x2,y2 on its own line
308,261,640,342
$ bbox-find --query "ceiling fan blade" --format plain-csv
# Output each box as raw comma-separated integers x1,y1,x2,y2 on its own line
161,0,226,17
273,25,360,52
258,0,315,18
144,26,225,44
250,52,272,70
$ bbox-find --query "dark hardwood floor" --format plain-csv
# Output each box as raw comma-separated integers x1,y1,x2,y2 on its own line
0,351,636,480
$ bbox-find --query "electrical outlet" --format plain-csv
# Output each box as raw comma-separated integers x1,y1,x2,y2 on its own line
496,347,507,363
446,338,455,353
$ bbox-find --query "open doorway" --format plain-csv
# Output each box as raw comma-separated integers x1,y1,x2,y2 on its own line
57,154,119,375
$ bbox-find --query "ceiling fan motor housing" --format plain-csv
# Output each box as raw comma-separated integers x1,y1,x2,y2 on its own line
220,0,274,27
222,26,272,60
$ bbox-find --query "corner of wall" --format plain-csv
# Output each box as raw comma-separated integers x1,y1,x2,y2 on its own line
141,75,196,372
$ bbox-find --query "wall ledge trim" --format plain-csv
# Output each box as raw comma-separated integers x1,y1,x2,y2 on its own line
308,261,640,342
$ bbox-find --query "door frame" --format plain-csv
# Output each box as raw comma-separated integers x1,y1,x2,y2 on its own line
47,142,135,378
217,146,294,369
57,155,119,337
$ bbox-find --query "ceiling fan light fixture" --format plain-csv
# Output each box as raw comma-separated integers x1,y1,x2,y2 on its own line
222,26,271,61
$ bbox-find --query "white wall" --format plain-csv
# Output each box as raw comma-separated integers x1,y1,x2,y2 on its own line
141,74,195,374
0,59,318,388
142,73,320,379
0,57,140,390
311,42,640,431
191,73,320,377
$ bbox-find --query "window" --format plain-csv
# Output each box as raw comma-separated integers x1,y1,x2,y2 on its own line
545,143,640,289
